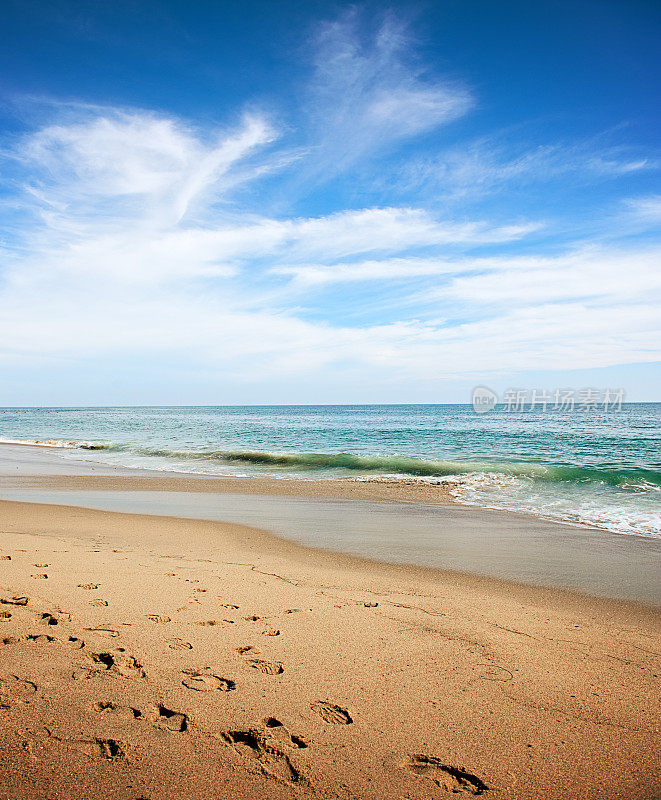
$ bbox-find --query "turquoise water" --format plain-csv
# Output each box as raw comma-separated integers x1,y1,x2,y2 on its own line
1,405,659,537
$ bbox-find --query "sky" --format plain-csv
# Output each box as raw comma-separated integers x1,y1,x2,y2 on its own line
0,0,659,405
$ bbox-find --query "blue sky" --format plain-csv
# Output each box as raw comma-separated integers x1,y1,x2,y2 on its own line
0,0,659,404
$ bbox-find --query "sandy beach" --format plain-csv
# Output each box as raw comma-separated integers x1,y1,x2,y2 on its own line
0,447,658,799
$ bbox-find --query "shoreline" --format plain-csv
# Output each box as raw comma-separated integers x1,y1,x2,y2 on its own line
0,443,659,605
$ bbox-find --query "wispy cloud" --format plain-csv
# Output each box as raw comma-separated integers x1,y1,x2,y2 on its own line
300,9,472,181
401,133,658,200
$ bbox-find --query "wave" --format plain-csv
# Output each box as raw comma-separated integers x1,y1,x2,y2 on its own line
71,442,661,490
0,438,77,449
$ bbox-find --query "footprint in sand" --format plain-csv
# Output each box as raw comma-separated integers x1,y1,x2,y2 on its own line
31,574,48,580
26,633,56,643
0,555,11,561
0,674,38,707
248,659,283,675
261,717,308,749
154,705,189,732
221,723,307,786
145,614,171,623
166,638,192,650
0,597,28,606
310,700,353,725
262,628,280,636
40,613,59,626
78,583,100,590
93,701,143,719
94,738,126,759
33,563,49,568
196,619,233,627
89,599,109,607
403,755,489,795
87,651,147,678
235,645,259,655
181,670,236,692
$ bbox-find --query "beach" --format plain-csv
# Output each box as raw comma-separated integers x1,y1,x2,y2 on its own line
0,444,659,799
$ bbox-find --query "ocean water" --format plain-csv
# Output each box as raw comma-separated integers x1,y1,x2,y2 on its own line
1,404,659,538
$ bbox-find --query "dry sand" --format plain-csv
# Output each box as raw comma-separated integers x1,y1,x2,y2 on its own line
0,494,659,800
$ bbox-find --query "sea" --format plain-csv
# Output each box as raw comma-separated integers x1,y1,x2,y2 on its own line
1,404,659,538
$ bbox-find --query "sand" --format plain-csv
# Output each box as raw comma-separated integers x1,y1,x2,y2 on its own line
0,488,659,800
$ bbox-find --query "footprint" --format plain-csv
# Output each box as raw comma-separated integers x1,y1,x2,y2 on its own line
41,613,59,626
89,600,109,607
262,628,280,636
72,666,97,681
248,659,283,675
221,726,306,785
260,718,308,749
95,738,126,759
1,597,28,606
87,651,146,678
93,701,142,719
0,556,11,561
31,574,48,580
155,705,189,732
78,584,100,590
195,620,231,627
181,670,235,692
166,638,192,650
26,634,56,643
403,755,489,795
33,563,49,568
243,615,262,622
67,637,85,649
145,614,171,623
236,645,259,655
116,656,146,678
89,652,115,670
310,700,352,725
0,675,38,706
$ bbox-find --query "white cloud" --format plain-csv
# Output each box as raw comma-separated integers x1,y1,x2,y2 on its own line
301,10,472,179
623,195,661,227
444,246,661,305
402,135,658,199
